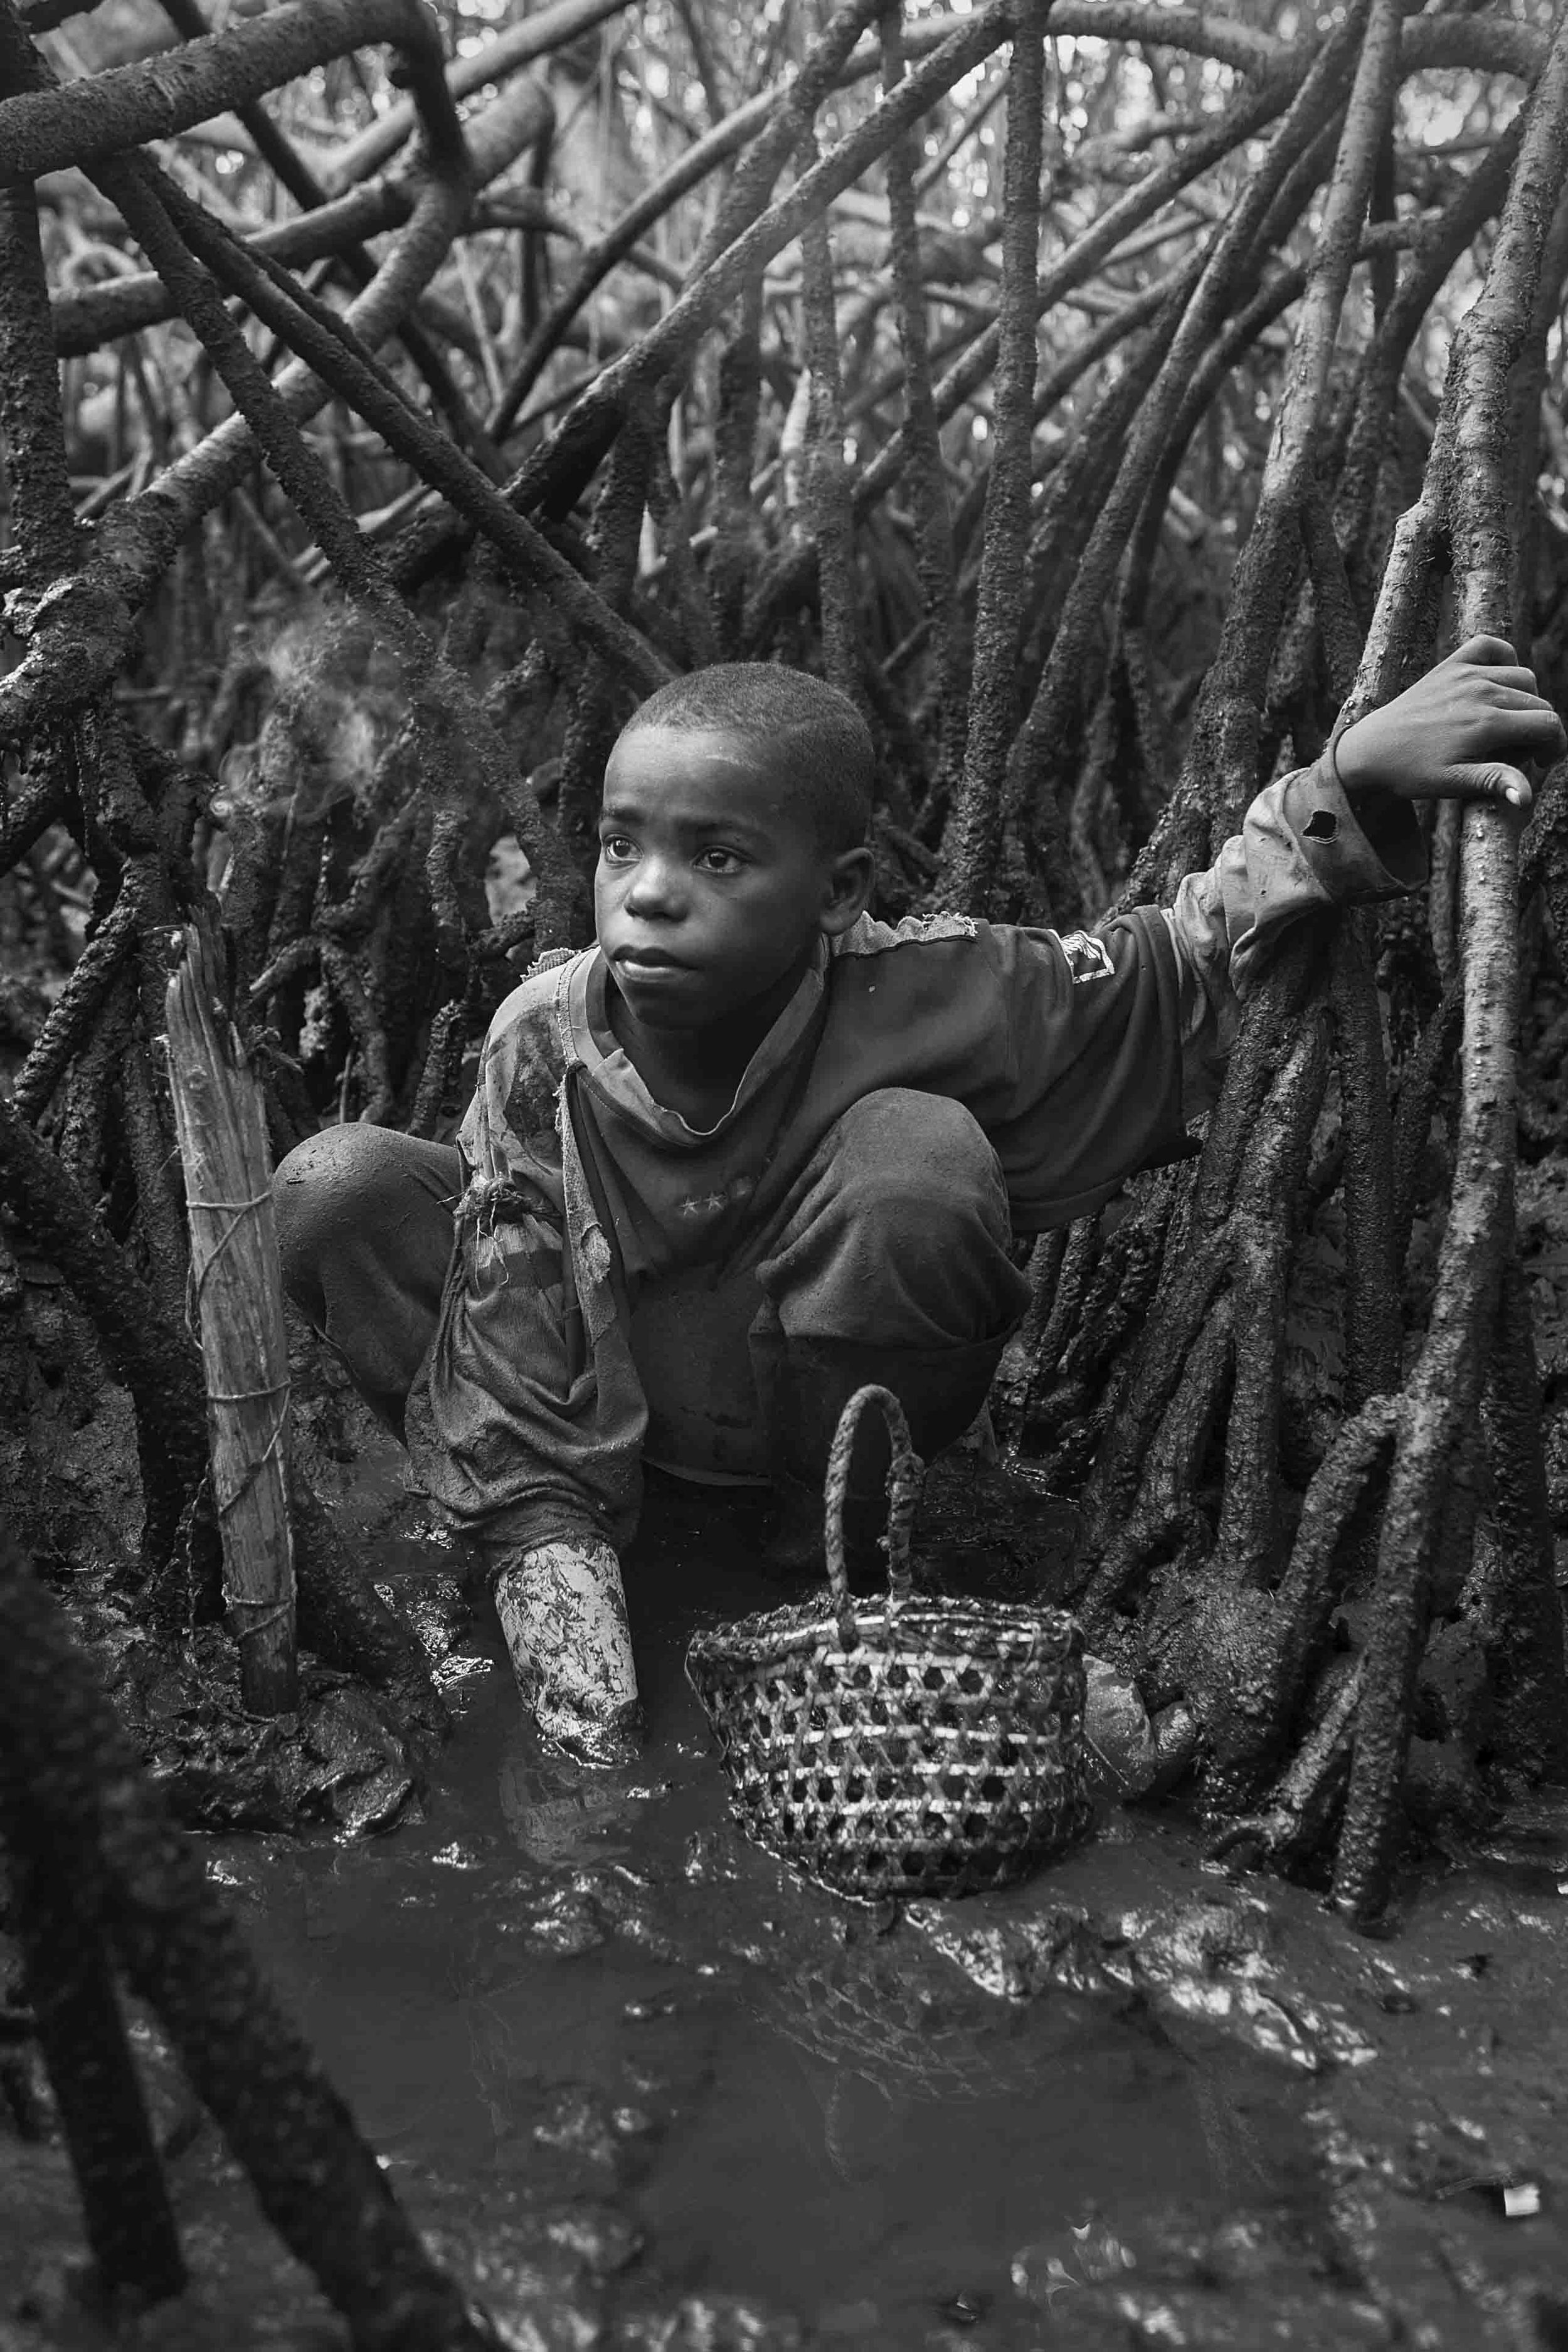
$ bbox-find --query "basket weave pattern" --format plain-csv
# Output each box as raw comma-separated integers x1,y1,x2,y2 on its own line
687,1385,1088,1901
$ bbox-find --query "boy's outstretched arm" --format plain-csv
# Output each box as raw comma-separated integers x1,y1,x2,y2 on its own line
1158,637,1564,1124
975,639,1562,1226
1333,633,1565,817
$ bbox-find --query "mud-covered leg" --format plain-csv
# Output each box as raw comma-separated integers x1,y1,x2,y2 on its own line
493,1540,641,1766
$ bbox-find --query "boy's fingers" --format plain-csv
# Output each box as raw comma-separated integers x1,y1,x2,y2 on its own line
1449,632,1518,669
1503,701,1568,756
1459,696,1566,757
1465,762,1532,813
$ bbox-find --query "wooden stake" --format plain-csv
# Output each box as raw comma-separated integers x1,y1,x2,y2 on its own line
163,920,297,1715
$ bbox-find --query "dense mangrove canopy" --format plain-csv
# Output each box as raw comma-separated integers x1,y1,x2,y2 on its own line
2,0,1568,1930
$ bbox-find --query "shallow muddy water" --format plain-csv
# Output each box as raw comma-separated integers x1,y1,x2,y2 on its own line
9,1461,1568,2349
184,1483,1332,2347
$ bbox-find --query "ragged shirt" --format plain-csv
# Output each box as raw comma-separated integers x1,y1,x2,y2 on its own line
403,760,1422,1552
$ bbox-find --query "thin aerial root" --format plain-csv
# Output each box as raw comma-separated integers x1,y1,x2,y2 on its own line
4,1844,185,2306
800,156,860,703
1276,1394,1401,1632
10,877,140,1122
880,0,963,787
934,0,1047,914
1389,983,1460,1265
992,1228,1067,1447
1330,918,1401,1406
1078,1291,1236,1628
1207,1661,1362,1872
1475,1253,1568,1779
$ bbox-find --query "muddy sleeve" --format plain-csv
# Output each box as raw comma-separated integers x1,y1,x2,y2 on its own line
402,1173,644,1562
1162,758,1426,1115
401,1024,644,1560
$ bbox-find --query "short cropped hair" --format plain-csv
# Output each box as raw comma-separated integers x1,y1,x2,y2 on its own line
618,663,873,852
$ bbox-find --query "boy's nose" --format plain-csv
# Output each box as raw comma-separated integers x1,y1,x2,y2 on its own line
623,857,684,916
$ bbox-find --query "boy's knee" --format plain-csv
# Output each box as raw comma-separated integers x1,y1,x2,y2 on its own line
271,1128,458,1417
829,1089,1005,1236
273,1124,383,1268
764,1090,1025,1353
272,1125,458,1308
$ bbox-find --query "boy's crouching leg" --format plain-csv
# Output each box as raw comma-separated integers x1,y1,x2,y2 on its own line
756,1089,1033,1556
491,1539,643,1766
272,1125,460,1438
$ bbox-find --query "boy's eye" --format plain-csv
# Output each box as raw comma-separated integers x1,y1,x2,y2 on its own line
600,834,638,864
695,846,744,876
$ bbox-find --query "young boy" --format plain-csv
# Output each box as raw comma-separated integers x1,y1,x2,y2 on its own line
274,638,1563,1762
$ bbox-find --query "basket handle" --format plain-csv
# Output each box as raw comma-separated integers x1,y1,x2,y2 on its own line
823,1383,923,1643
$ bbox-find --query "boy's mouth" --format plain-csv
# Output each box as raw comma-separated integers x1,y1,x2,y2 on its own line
610,946,695,977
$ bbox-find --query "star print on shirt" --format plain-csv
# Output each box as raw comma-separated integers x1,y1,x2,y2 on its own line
678,1184,748,1217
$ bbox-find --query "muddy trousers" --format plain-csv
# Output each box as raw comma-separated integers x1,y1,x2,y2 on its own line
272,1089,1031,1551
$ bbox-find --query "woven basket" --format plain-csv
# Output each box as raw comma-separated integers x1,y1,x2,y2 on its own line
686,1384,1089,1902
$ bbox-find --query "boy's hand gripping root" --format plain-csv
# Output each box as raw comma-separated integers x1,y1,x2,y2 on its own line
1335,634,1565,815
492,1540,644,1766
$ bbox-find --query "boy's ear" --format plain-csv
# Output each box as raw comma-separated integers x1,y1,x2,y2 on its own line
819,842,876,936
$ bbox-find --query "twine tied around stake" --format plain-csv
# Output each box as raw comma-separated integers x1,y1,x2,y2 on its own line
183,1187,274,1316
165,921,298,1716
186,1187,293,1517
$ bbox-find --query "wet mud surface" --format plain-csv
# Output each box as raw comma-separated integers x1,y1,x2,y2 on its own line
7,1449,1568,2350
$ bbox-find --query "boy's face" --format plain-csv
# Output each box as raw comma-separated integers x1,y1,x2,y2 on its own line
594,723,872,1033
